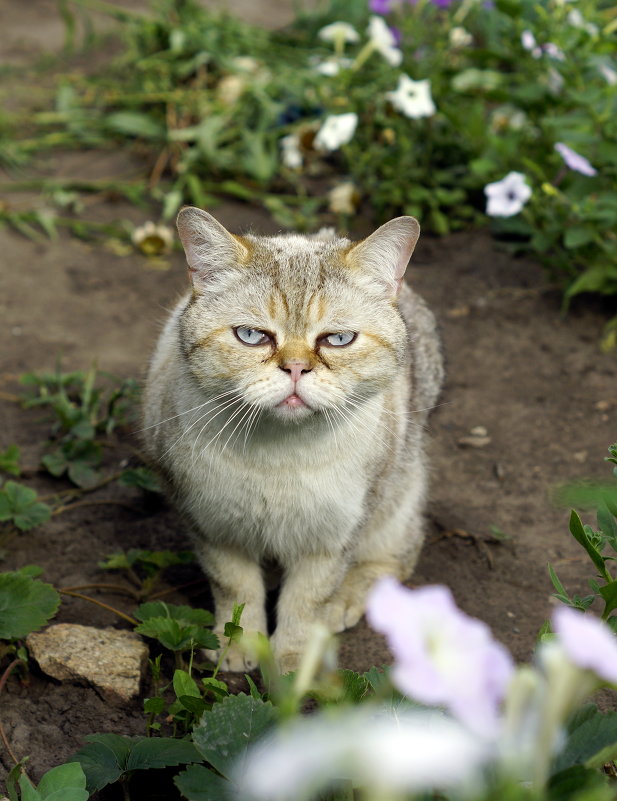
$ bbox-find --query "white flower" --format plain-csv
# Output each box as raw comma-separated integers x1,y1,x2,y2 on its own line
543,42,565,61
313,56,353,76
318,21,360,44
567,9,598,35
521,29,541,57
386,75,436,119
314,113,358,151
280,133,303,168
328,182,359,214
484,172,532,217
449,26,473,48
367,16,402,67
235,708,490,801
546,67,565,94
131,221,174,255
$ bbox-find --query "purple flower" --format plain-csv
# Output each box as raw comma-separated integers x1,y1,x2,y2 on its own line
366,578,514,737
369,0,392,13
389,25,402,46
432,0,455,6
554,143,597,177
553,606,617,682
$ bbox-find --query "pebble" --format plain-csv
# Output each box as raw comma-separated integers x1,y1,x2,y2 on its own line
27,624,148,704
458,435,491,448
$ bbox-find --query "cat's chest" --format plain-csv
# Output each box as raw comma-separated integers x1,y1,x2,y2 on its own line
176,447,368,559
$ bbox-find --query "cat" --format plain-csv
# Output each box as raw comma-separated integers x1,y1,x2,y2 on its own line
142,207,444,672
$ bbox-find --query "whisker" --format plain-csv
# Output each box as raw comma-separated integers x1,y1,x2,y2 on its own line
190,396,245,463
136,388,240,433
163,393,241,462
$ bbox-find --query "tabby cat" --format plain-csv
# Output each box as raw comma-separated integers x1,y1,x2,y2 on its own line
142,208,443,672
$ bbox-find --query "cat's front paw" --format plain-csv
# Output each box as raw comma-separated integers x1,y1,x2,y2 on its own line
323,598,364,634
203,634,258,673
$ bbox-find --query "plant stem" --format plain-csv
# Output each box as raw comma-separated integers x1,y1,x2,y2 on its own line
60,582,140,599
0,659,29,773
59,589,138,626
52,498,136,515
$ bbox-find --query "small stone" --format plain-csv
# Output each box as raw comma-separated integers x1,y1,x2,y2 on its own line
458,435,491,448
446,305,470,318
595,400,612,412
27,624,148,704
573,450,588,463
506,611,515,619
470,425,488,437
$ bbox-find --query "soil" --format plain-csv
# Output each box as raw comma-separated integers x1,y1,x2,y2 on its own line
1,1,616,797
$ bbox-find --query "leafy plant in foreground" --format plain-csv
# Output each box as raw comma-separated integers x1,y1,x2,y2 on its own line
0,569,60,642
0,482,52,532
6,761,89,801
549,443,617,625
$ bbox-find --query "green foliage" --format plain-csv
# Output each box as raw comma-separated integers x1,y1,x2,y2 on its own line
555,704,617,773
10,762,89,801
0,482,52,531
550,444,617,621
0,444,21,476
135,600,218,652
0,570,60,640
68,733,201,793
119,466,162,493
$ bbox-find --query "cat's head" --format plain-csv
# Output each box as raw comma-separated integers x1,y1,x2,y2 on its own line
176,208,419,426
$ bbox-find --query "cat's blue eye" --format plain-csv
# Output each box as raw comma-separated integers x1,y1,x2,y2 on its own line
324,332,356,347
234,327,271,346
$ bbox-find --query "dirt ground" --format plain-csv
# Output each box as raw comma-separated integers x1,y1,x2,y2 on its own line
1,1,616,797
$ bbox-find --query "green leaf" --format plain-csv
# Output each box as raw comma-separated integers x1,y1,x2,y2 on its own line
547,765,605,800
564,226,596,250
69,734,201,793
599,581,617,617
555,705,617,772
135,617,219,652
175,764,232,801
136,601,213,627
0,445,21,476
119,467,161,493
106,112,166,141
192,694,277,779
0,572,60,640
0,481,52,531
569,510,609,580
34,763,89,801
174,669,201,700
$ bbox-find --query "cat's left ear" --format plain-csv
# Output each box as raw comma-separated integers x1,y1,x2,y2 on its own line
345,216,420,296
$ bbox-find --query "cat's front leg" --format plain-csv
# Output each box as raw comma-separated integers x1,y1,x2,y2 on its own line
193,541,267,672
270,552,347,673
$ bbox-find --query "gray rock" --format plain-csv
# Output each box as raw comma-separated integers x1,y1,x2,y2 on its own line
27,624,148,704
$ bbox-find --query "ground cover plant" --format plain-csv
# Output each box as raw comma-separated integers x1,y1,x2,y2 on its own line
1,0,616,332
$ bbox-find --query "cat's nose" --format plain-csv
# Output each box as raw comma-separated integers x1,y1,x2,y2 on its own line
279,360,312,383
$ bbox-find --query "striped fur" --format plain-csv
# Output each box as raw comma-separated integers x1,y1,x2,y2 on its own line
142,209,444,671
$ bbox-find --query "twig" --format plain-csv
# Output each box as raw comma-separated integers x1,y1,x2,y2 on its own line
60,582,140,599
59,590,138,626
0,659,27,770
52,499,136,516
148,578,208,601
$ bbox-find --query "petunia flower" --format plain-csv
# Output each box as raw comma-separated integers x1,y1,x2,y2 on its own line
314,113,358,151
313,56,353,76
328,181,360,214
366,578,514,736
386,74,436,118
234,707,491,801
484,172,532,217
567,9,598,35
553,606,617,681
369,0,393,13
554,142,597,176
280,133,303,168
449,26,473,48
367,15,403,67
318,21,360,45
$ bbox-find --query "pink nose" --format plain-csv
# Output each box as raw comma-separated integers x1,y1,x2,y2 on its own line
280,360,311,383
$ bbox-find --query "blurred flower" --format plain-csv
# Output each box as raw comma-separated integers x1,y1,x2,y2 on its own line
314,113,358,151
131,221,174,255
521,30,541,57
216,74,246,106
235,707,490,801
280,134,303,168
543,42,565,61
554,143,597,176
490,105,527,133
313,56,353,76
386,75,436,118
232,56,261,73
484,172,532,217
367,578,513,736
370,0,393,13
328,182,360,214
433,0,455,6
567,9,598,35
599,63,617,85
318,21,360,44
449,26,473,48
553,606,617,680
546,67,565,94
367,16,403,66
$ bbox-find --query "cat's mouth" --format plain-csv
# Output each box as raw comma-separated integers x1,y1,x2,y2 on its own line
277,392,308,410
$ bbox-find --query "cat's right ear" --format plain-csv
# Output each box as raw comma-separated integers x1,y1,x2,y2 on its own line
176,207,249,291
